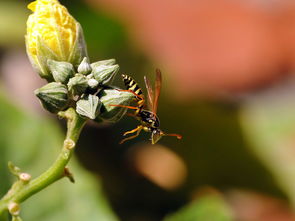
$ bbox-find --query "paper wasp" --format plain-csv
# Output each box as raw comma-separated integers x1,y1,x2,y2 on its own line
111,69,182,144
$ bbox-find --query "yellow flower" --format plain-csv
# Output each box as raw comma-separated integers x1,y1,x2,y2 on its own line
26,0,88,81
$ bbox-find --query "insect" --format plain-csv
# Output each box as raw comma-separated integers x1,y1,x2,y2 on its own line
112,69,182,144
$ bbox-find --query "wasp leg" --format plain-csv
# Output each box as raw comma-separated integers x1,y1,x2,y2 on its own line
119,125,143,144
123,125,143,136
137,99,144,106
109,104,139,110
116,89,144,100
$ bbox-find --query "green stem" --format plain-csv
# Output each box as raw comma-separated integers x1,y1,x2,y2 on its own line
0,210,8,221
0,108,86,215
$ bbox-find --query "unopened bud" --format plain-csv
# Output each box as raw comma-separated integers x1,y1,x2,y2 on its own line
26,0,88,80
35,82,69,113
91,59,116,68
96,89,133,123
78,57,92,75
92,64,119,85
47,59,75,83
88,79,99,89
76,95,102,119
86,73,94,79
67,74,88,96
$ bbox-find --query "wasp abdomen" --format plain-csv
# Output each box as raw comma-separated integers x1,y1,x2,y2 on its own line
122,74,143,97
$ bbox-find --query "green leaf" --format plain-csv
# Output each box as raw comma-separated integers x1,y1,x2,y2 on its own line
164,194,233,221
240,93,295,208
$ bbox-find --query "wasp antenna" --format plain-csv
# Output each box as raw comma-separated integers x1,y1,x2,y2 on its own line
163,133,182,140
109,104,139,110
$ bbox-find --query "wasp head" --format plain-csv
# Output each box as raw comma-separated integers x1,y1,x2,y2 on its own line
151,128,182,144
151,128,164,144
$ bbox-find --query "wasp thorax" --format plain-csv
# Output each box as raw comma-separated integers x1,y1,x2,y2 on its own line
139,110,160,128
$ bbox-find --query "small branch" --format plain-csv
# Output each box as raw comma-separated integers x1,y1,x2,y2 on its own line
0,108,86,216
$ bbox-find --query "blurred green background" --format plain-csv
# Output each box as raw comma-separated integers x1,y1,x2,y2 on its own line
1,0,295,220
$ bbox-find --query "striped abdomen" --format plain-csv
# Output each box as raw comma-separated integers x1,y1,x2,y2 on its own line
122,74,143,97
122,74,144,111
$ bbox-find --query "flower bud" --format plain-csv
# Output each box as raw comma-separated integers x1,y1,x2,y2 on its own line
47,59,75,83
76,95,101,119
26,0,88,81
67,74,88,96
91,59,116,68
92,64,119,85
35,82,69,113
78,57,92,75
96,89,134,123
88,79,99,89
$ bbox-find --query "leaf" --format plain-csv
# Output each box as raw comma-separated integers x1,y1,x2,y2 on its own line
240,92,295,208
164,193,234,221
0,89,118,221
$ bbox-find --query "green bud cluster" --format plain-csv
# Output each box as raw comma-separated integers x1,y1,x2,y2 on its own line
34,57,134,123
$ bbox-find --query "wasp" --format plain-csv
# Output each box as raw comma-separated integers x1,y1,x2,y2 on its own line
111,69,182,144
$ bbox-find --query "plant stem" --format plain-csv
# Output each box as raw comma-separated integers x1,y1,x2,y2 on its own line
0,108,86,215
0,210,8,221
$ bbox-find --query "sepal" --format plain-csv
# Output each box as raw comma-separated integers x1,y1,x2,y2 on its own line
76,95,101,119
68,22,88,68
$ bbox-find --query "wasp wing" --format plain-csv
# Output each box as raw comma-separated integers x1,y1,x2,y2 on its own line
153,69,162,114
144,75,154,111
